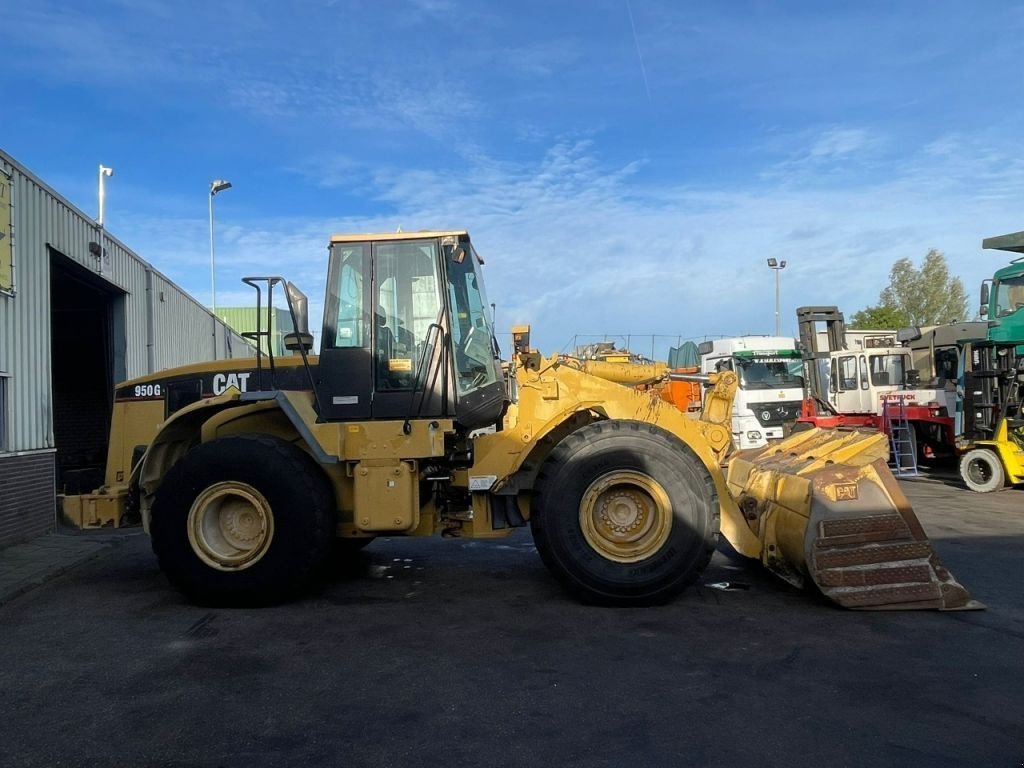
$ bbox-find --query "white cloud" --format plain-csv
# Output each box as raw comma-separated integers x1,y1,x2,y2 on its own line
108,133,1024,362
807,128,877,159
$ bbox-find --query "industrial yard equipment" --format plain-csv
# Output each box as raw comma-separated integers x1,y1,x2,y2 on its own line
64,231,977,610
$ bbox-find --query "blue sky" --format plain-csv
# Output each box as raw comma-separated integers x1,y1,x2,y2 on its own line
6,0,1024,356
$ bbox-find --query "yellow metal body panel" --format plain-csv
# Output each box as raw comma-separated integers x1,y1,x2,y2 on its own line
104,399,165,486
561,358,669,386
59,492,126,528
198,390,451,461
353,461,418,532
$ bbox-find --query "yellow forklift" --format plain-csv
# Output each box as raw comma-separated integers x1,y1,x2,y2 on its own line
959,340,1024,491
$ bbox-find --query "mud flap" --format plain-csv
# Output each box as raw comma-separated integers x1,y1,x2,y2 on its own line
726,428,982,611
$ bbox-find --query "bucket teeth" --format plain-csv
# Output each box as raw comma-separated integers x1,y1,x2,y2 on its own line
726,428,982,611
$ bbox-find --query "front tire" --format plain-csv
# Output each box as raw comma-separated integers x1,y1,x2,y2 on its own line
150,435,335,605
959,448,1006,493
531,420,719,605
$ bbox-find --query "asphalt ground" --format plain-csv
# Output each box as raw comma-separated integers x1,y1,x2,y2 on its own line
1,478,1021,768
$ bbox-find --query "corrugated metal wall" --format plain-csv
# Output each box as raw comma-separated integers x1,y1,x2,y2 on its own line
0,149,253,453
217,307,295,356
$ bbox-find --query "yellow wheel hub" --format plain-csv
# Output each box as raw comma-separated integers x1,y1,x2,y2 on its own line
579,471,673,563
187,482,275,571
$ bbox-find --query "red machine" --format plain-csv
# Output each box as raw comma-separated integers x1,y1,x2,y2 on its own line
795,306,956,462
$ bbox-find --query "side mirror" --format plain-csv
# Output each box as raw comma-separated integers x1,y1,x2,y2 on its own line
286,281,310,335
980,281,990,317
284,281,314,351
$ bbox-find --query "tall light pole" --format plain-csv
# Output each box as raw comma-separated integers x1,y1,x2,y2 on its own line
96,165,114,276
767,258,787,336
208,179,232,315
97,165,114,226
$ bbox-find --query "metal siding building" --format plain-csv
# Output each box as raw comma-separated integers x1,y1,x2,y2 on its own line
0,150,253,548
217,306,295,357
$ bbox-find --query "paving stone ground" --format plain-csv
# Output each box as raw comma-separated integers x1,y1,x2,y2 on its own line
0,527,139,605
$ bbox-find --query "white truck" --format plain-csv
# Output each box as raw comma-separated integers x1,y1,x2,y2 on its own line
697,336,804,449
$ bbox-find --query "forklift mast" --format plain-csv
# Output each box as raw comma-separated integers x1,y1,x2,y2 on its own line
795,305,847,400
962,342,1024,440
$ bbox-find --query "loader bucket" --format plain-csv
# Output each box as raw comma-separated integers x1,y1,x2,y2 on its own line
725,428,981,610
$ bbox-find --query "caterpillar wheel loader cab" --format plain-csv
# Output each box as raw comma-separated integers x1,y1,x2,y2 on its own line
108,230,976,610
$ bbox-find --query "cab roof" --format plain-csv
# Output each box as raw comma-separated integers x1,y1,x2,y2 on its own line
329,230,469,244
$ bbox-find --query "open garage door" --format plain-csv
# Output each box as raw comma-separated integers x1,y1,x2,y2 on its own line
50,251,126,495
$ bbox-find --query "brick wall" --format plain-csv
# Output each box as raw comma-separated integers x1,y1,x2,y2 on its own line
0,452,56,549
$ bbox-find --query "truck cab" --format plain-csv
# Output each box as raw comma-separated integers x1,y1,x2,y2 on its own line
824,335,957,419
981,232,1024,345
697,336,804,449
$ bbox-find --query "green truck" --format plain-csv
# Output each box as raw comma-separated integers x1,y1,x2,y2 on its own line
981,231,1024,343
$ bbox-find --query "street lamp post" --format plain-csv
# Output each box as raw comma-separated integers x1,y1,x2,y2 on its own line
97,165,114,226
767,258,787,336
97,165,114,276
208,179,232,316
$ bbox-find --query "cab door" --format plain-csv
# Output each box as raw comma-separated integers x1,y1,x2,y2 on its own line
317,242,373,420
369,239,449,420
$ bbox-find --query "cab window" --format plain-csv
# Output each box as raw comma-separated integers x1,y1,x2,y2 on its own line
374,240,444,391
838,356,857,391
324,244,369,350
869,354,906,387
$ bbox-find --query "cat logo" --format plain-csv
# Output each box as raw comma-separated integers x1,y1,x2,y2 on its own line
833,483,859,501
212,372,251,395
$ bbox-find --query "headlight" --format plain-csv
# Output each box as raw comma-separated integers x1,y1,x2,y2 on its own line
746,431,762,441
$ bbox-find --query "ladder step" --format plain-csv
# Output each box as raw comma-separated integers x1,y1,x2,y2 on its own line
883,397,918,476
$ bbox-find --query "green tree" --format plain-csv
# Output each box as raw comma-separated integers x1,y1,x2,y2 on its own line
850,249,968,329
849,304,907,330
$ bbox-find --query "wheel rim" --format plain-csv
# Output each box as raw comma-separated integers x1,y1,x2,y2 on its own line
579,471,673,563
967,457,993,486
188,482,275,571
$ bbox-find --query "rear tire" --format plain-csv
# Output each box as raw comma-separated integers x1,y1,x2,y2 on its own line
150,435,335,605
531,420,719,605
959,448,1006,493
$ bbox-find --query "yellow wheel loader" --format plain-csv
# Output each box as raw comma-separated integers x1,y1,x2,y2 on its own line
68,231,978,610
